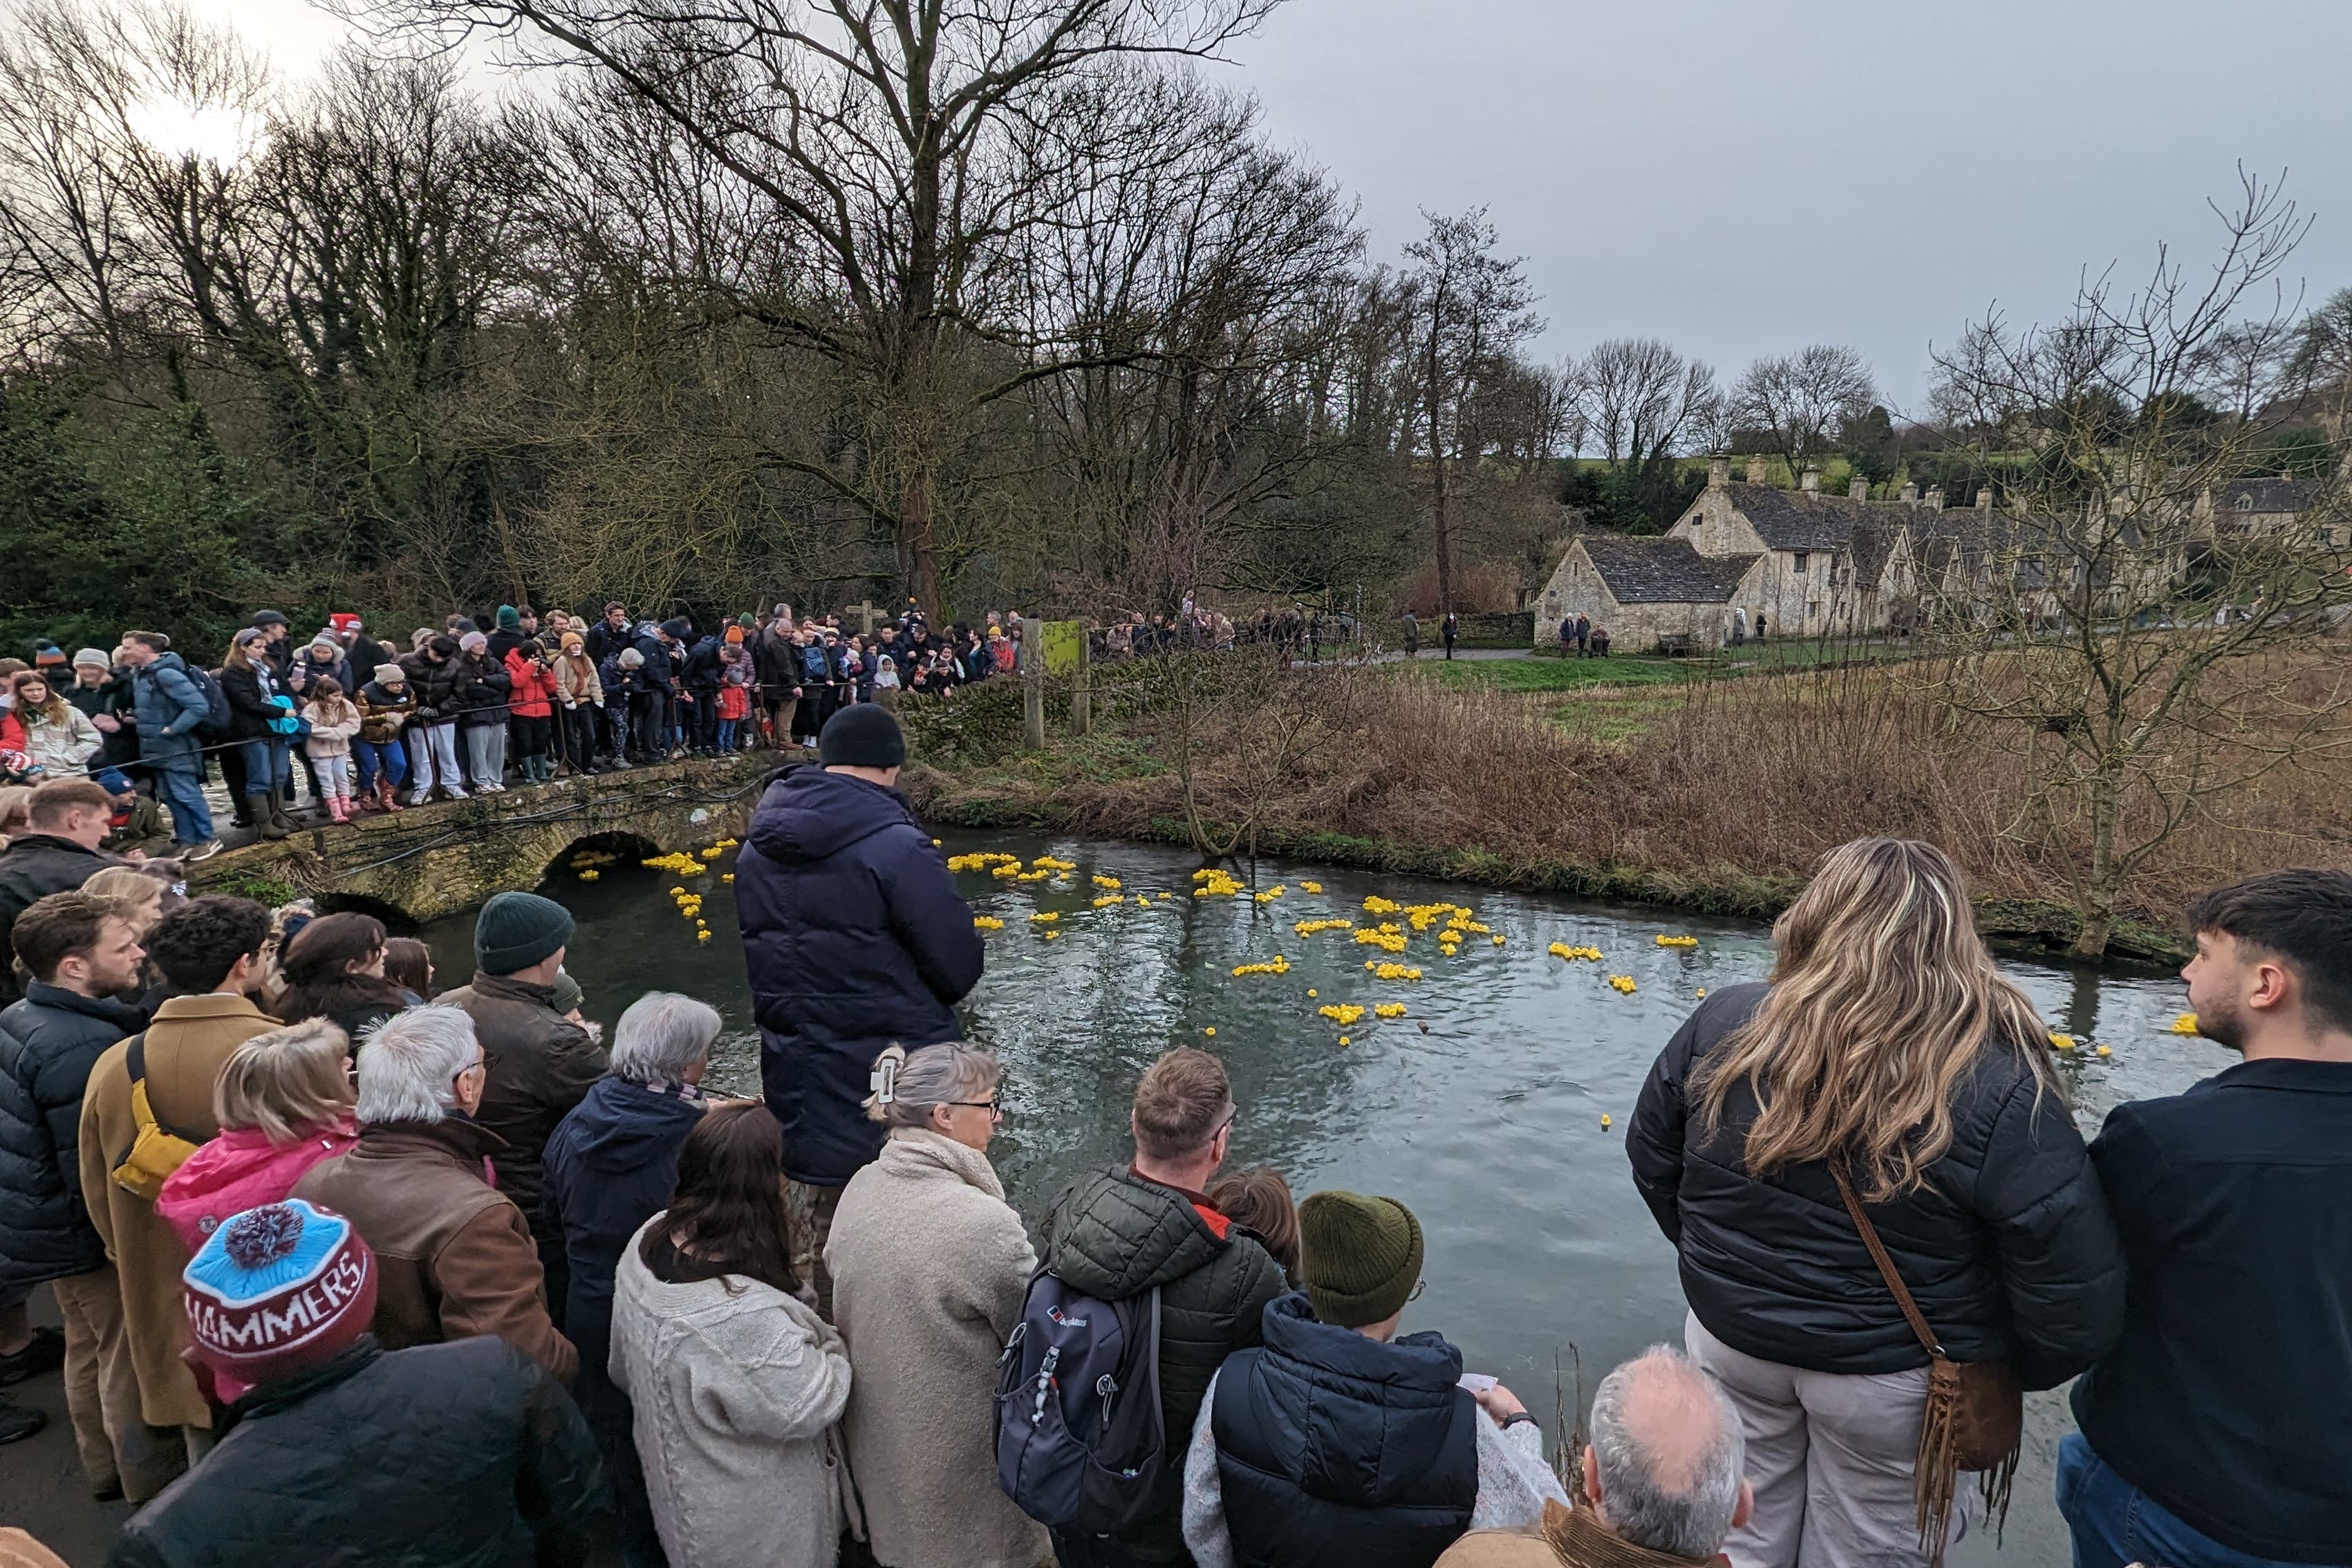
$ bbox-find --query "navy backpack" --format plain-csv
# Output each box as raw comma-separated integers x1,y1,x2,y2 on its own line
994,1269,1170,1533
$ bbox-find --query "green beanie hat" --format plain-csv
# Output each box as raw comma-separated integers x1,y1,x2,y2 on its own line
1299,1190,1423,1329
496,604,522,632
475,891,574,976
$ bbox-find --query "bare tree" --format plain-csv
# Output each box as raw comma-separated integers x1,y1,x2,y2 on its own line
1400,207,1541,619
2288,286,2352,451
342,0,1283,620
1730,343,1877,483
1570,336,1720,478
1921,172,2352,958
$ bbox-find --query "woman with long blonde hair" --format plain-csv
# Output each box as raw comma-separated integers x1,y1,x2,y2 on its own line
1627,837,2122,1568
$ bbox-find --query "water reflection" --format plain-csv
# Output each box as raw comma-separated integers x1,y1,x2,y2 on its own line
420,830,2233,1568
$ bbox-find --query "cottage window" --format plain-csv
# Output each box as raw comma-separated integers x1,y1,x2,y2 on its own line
1793,552,1809,575
2235,494,2254,512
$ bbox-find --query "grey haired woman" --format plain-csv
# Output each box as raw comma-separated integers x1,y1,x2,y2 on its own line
823,1043,1048,1568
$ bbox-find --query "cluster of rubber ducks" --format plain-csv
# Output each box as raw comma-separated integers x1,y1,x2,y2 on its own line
1654,934,1699,949
567,848,619,882
1608,975,1639,994
1549,942,1604,962
1230,956,1292,977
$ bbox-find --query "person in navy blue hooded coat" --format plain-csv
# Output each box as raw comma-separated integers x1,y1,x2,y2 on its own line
734,702,982,1316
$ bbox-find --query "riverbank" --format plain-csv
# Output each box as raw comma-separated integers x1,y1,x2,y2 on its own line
899,662,2223,967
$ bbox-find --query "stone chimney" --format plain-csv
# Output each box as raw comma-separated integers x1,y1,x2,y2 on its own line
1924,487,1945,512
1899,481,1920,506
1745,457,1768,485
1848,477,1869,502
1708,453,1730,491
1800,467,1821,494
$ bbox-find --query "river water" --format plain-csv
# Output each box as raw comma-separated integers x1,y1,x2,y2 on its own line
422,830,2228,1568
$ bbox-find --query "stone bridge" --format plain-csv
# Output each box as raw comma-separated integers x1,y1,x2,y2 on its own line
191,756,771,925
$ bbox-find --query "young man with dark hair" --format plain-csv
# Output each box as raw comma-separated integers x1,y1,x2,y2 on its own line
0,893,172,1488
1040,1048,1287,1568
76,895,277,1464
115,632,218,861
0,776,124,1005
2061,868,2352,1568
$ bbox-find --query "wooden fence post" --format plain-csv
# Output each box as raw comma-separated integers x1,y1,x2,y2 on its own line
1071,624,1091,736
1022,616,1046,749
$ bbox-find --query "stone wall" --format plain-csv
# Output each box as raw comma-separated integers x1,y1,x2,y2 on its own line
192,756,769,924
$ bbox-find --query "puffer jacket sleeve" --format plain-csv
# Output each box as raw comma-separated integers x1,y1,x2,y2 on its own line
876,828,984,1007
1971,1071,2125,1390
512,1347,610,1565
1627,1014,1703,1246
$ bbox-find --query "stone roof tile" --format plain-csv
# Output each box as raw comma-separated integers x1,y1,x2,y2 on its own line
1580,535,1759,604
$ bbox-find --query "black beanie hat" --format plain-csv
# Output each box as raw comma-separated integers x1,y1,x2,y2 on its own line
474,891,575,976
820,704,906,769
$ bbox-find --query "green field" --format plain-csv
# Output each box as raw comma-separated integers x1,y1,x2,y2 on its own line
1418,639,1912,696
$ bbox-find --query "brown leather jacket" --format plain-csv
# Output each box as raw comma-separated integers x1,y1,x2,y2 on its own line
290,1118,577,1385
436,973,608,1231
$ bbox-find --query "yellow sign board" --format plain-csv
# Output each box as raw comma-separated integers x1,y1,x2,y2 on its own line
1041,620,1085,678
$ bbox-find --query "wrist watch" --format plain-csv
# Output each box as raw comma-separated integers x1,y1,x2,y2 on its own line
1500,1412,1537,1431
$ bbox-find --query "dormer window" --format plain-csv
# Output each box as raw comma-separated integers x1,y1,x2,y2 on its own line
2235,494,2254,512
1793,552,1809,575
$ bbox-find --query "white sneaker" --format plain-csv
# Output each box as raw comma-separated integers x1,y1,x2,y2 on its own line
445,785,470,800
479,781,507,794
408,788,432,806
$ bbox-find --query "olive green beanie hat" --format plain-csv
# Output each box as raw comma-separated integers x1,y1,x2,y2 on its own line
1298,1190,1424,1329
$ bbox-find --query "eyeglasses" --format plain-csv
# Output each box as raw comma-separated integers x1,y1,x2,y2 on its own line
948,1098,1006,1120
1407,1278,1426,1303
453,1049,500,1088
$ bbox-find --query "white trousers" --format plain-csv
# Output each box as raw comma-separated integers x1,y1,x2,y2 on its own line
407,722,460,794
1686,1310,1955,1568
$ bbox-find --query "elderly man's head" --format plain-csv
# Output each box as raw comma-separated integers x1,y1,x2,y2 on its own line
354,1004,486,1125
609,991,721,1088
1582,1347,1751,1561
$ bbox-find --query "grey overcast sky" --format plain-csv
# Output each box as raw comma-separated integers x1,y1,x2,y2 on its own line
179,0,2352,411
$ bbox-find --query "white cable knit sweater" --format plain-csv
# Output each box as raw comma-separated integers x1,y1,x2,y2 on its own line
609,1216,854,1568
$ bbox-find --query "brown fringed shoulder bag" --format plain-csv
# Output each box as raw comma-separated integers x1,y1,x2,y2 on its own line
1829,1167,2022,1567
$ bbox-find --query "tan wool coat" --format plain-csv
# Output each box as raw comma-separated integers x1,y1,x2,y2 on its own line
77,993,278,1428
825,1128,1049,1568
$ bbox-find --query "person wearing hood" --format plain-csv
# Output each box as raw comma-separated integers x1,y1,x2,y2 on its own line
1038,1047,1288,1568
114,633,217,861
734,704,982,1316
825,1040,1047,1568
543,992,720,1568
397,636,465,804
1180,1192,1567,1568
450,631,512,792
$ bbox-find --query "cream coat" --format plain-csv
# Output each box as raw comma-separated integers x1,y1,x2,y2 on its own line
825,1128,1048,1568
610,1215,852,1568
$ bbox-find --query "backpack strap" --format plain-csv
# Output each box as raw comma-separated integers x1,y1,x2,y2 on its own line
124,1032,205,1146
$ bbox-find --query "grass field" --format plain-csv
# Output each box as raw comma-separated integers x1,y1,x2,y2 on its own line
1421,638,1917,696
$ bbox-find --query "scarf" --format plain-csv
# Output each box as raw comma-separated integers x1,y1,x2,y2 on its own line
1542,1502,1723,1568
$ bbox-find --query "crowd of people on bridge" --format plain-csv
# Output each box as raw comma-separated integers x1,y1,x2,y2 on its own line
0,700,2344,1568
0,592,1388,878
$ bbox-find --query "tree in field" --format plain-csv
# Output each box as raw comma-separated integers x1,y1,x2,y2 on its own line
346,0,1282,622
1562,337,1720,532
2288,285,2352,451
1921,173,2352,959
1399,208,1542,619
1730,343,1877,485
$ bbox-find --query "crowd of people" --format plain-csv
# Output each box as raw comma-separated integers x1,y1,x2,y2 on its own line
0,701,2344,1568
0,594,1393,877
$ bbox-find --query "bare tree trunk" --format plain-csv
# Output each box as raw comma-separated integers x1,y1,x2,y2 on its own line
1425,317,1455,619
2073,764,2122,960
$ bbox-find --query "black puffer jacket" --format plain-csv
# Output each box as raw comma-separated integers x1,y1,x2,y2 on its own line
1627,982,2124,1390
106,1335,606,1568
399,650,462,725
1043,1166,1287,1553
0,834,118,1005
218,661,288,743
0,982,147,1289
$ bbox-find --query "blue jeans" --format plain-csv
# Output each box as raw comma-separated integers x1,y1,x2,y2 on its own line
238,738,291,794
151,763,213,844
353,740,407,793
2057,1434,2320,1568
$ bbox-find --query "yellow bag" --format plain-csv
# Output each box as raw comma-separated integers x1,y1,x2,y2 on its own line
109,1034,203,1201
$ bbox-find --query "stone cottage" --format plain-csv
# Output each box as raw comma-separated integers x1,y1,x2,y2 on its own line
1663,456,1915,636
1533,533,1763,653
